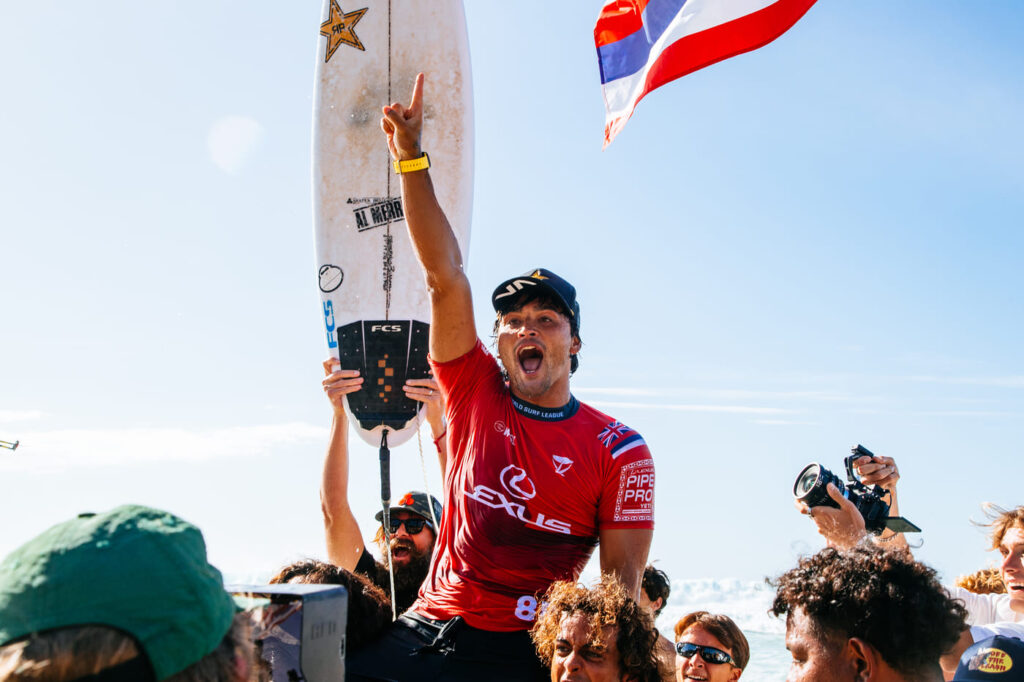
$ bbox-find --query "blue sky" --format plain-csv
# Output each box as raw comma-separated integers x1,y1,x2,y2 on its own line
2,1,1022,591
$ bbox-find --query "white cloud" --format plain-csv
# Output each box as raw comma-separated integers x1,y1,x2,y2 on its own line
585,400,795,415
573,387,665,397
0,422,326,472
909,410,1015,418
0,410,44,424
207,115,264,174
908,375,1024,388
574,386,853,402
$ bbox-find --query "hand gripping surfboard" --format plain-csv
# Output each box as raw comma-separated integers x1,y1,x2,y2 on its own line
312,0,473,447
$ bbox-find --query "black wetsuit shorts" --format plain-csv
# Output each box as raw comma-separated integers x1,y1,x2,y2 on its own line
346,612,547,681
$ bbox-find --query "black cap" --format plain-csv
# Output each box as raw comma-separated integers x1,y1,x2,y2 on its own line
491,268,580,328
374,491,443,530
955,636,1024,681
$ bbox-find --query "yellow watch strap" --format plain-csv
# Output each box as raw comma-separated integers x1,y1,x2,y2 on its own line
393,152,430,174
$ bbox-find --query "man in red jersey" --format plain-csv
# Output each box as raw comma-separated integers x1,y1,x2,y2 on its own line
347,73,654,682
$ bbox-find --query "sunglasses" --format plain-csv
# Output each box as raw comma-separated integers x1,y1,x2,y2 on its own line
387,517,431,535
675,642,735,666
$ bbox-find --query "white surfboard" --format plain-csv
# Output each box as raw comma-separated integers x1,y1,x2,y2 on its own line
313,0,473,447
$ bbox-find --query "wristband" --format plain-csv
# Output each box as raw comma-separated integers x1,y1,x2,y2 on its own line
432,427,447,452
393,152,430,174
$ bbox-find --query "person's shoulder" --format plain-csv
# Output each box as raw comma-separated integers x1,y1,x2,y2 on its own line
573,400,643,431
575,399,650,457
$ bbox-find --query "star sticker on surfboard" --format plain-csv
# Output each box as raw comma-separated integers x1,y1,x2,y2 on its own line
319,1,368,61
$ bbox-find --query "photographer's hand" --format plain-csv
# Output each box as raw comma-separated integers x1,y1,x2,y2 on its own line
853,453,910,550
852,454,899,493
796,483,868,550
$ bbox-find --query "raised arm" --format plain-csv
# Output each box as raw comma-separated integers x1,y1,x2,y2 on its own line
796,454,909,552
320,359,366,571
599,528,653,599
380,73,475,362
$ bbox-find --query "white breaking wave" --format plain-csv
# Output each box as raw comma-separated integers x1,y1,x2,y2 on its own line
657,578,789,681
658,577,784,635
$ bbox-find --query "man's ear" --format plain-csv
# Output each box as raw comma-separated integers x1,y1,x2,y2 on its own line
570,336,581,354
652,596,663,613
846,637,879,682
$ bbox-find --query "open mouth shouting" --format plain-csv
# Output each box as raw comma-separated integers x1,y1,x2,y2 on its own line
390,538,416,563
516,344,544,375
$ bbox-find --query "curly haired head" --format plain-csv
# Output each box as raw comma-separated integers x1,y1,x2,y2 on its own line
769,547,967,678
955,567,1006,595
532,574,664,682
269,559,391,652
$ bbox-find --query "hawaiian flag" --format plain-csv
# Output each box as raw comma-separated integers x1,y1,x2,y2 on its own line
598,420,647,459
595,0,819,147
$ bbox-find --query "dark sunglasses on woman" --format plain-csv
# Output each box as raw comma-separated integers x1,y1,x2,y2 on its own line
388,517,431,535
675,642,735,666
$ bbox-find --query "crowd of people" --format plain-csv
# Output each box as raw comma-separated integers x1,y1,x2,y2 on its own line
1,73,1023,681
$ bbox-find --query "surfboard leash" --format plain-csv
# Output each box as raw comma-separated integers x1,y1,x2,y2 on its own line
379,428,398,621
414,409,441,533
383,0,394,321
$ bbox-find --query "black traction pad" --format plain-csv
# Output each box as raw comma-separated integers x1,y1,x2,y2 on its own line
336,320,431,431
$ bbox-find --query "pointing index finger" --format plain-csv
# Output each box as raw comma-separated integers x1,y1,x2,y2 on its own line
408,72,424,118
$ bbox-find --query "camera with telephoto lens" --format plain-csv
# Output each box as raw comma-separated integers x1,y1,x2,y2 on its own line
793,444,921,536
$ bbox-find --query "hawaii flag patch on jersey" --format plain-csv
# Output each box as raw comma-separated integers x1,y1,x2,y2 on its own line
598,420,646,459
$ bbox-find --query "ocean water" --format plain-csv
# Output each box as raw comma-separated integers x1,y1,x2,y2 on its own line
656,578,790,681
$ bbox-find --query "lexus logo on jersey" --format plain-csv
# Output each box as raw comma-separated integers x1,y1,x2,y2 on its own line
500,465,537,500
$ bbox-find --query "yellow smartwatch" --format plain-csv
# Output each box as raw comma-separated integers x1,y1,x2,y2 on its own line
393,152,430,174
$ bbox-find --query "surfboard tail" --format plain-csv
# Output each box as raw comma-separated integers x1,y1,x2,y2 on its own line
337,319,431,432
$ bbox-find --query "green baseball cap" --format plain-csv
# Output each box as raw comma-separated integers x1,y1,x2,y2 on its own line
0,504,236,680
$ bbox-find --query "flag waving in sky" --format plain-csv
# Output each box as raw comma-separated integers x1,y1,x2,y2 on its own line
596,0,819,147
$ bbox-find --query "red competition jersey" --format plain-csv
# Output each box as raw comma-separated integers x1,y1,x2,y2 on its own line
411,341,655,631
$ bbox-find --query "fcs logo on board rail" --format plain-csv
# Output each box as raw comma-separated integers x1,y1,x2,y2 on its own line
323,301,338,349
